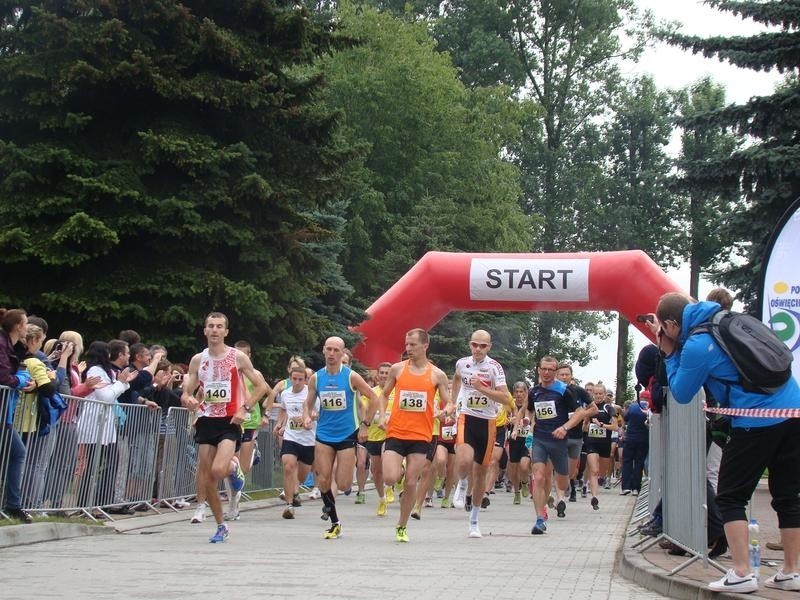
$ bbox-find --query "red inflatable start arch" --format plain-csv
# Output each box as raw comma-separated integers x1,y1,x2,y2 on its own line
352,250,684,367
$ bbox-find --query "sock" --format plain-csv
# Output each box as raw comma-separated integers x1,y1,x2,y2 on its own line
322,490,339,523
470,506,480,522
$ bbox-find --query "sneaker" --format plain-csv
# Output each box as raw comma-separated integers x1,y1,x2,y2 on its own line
513,491,521,505
282,506,295,519
174,498,190,509
480,496,490,509
568,490,577,502
556,499,566,518
424,497,433,508
531,517,547,535
453,479,467,509
411,506,421,520
229,460,245,493
708,569,758,593
591,496,599,511
323,523,342,539
355,492,366,505
520,481,529,498
209,523,229,543
292,493,302,507
440,497,451,509
765,570,800,591
5,507,32,524
385,486,395,504
190,503,207,524
465,495,473,512
620,489,631,496
505,480,513,493
309,487,321,500
468,521,482,538
226,490,241,520
547,495,555,509
343,488,352,496
225,510,240,521
436,489,444,499
395,525,409,543
581,485,587,498
252,445,261,466
279,489,286,501
632,490,639,496
639,520,662,537
377,499,387,517
320,505,331,521
603,479,612,490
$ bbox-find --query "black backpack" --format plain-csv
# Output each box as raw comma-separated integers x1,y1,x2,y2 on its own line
689,309,793,395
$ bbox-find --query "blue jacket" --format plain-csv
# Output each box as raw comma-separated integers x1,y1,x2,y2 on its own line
665,301,800,428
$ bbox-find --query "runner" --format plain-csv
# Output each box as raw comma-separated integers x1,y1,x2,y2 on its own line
583,383,616,511
302,336,378,539
363,362,393,516
275,366,314,519
522,356,594,535
379,328,453,542
555,363,591,502
451,330,516,538
180,312,268,543
507,381,531,505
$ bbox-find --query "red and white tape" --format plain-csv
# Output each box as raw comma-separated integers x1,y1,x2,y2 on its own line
704,405,800,418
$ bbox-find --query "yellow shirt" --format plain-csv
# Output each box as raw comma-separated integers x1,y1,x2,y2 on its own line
495,404,509,428
362,385,394,442
14,357,51,433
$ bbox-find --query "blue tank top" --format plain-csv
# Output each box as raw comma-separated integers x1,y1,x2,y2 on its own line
315,365,358,443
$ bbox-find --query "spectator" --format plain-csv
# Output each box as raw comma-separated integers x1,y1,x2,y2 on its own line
654,292,800,593
141,361,182,504
0,308,34,522
620,398,648,496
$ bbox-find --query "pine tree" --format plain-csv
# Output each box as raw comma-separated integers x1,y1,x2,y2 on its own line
0,1,358,369
667,0,800,307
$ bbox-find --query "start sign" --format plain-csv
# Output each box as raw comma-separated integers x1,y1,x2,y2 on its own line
469,258,590,301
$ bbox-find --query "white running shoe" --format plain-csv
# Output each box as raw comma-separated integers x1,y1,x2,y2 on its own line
468,521,482,538
190,502,207,524
707,569,758,593
765,570,800,591
226,490,241,521
453,478,468,510
309,487,321,500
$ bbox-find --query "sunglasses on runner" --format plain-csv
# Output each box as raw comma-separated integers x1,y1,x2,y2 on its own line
470,341,489,349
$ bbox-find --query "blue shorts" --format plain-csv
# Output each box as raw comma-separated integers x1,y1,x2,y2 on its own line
531,437,569,476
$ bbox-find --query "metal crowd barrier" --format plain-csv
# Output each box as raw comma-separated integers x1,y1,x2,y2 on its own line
1,385,285,522
632,389,723,575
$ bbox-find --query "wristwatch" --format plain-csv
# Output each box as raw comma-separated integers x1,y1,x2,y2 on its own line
360,420,370,427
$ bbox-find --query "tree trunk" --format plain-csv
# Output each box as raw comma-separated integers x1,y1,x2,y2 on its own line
615,314,630,405
689,192,701,300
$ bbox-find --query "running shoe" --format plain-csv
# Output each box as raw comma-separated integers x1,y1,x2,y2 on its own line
410,505,421,520
520,481,529,498
282,506,295,519
209,523,229,543
591,496,599,511
343,488,352,496
568,490,577,503
385,486,395,504
556,499,566,518
225,511,240,521
395,525,409,543
190,502,207,524
309,487,321,500
620,489,631,496
292,493,302,507
765,571,800,591
452,478,467,509
226,490,241,521
513,491,521,505
441,497,451,509
465,496,472,512
547,495,555,509
480,496,490,509
531,517,547,535
320,505,331,520
323,523,342,539
436,489,444,499
355,492,366,505
603,479,611,490
229,460,245,493
424,497,433,508
581,485,587,498
279,490,286,500
174,498,190,509
707,569,758,593
468,521,482,538
377,499,387,517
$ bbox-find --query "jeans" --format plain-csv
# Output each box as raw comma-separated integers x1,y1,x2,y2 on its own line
1,426,26,509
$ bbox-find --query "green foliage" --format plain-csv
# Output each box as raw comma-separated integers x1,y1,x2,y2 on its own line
667,1,800,307
0,1,359,370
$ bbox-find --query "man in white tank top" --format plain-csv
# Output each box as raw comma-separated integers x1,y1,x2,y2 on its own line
181,312,269,543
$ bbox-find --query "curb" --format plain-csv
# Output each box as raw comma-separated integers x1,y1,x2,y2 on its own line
0,522,114,549
619,514,765,599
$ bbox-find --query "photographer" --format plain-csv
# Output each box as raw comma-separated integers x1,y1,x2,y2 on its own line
651,292,800,593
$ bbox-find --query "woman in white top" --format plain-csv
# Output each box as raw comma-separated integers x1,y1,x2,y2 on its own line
75,341,136,509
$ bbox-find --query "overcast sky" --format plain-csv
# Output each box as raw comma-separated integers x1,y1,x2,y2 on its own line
571,0,781,386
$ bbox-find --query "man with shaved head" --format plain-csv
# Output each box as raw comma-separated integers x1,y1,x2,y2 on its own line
303,336,379,539
451,329,516,538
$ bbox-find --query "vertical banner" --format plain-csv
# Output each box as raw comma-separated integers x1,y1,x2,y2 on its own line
760,197,800,384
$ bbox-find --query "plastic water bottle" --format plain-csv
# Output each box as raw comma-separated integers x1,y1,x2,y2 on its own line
748,519,761,580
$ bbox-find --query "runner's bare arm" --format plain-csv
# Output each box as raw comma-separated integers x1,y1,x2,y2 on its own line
264,378,285,413
351,371,379,424
434,368,454,417
303,374,318,427
236,352,270,411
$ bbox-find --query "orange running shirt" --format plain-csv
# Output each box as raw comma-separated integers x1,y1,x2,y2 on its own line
385,360,437,442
